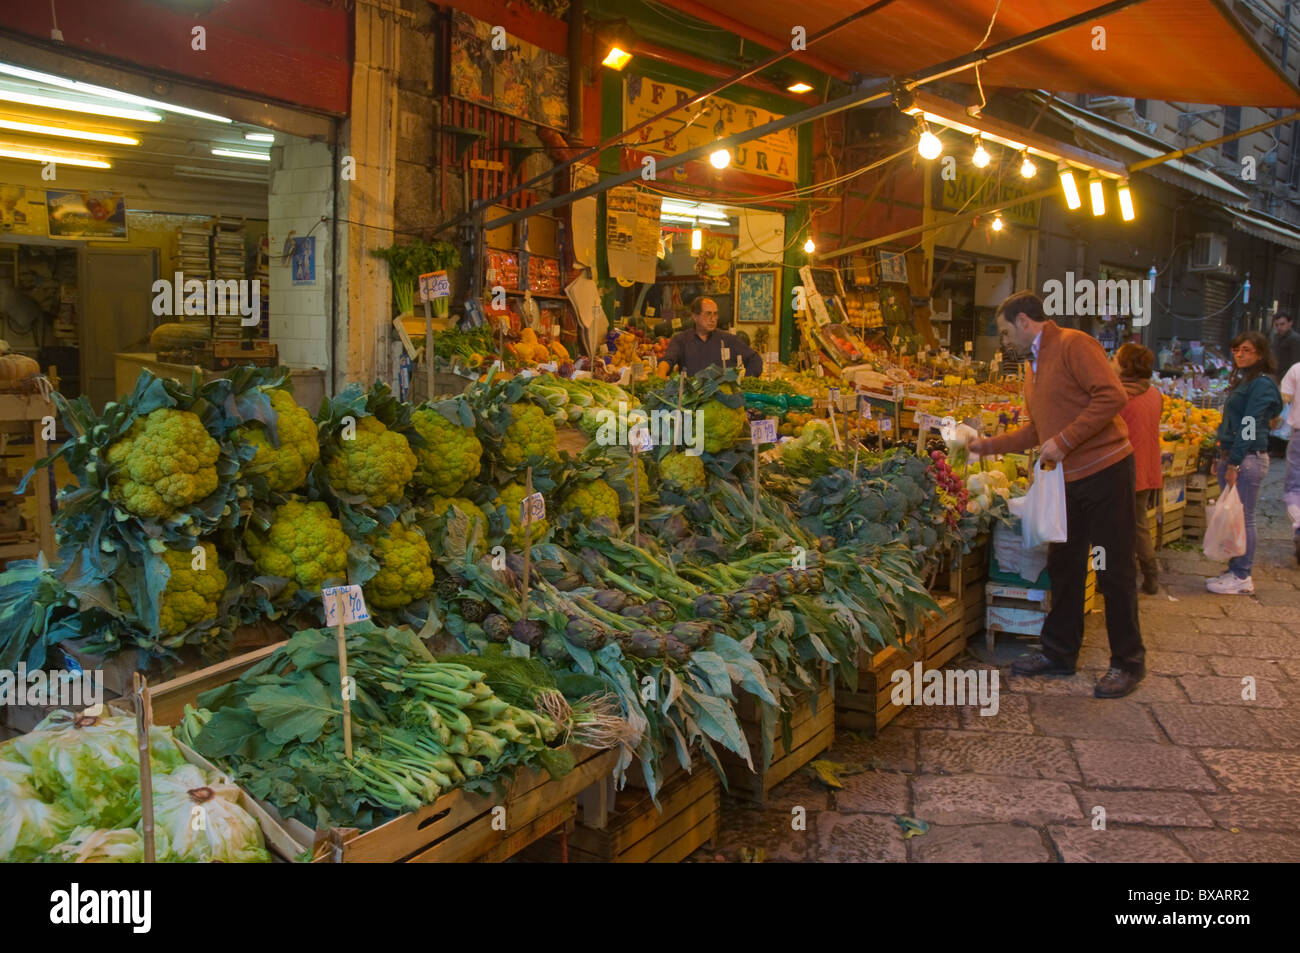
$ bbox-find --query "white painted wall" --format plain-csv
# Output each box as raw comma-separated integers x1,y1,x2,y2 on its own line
268,138,333,371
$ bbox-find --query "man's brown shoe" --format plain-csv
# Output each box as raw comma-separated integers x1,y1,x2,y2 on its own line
1095,667,1144,698
1011,652,1075,677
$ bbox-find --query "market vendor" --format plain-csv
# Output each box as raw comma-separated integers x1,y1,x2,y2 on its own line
657,297,762,378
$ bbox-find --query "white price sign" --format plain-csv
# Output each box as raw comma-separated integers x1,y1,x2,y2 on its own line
418,271,451,302
720,346,731,362
880,416,894,433
828,387,840,403
323,585,370,626
917,413,945,432
892,384,905,400
520,492,546,524
749,418,778,445
538,362,558,373
858,398,873,420
816,365,825,377
629,425,654,452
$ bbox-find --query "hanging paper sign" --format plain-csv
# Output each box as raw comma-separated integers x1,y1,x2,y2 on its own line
749,418,778,445
520,492,546,524
323,585,370,626
858,397,873,420
418,271,450,302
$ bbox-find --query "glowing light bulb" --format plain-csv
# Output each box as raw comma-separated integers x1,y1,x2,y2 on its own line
1020,153,1036,178
991,214,1004,232
1089,177,1106,216
918,128,942,160
709,148,731,169
1117,180,1135,221
803,237,816,254
691,226,702,251
971,137,990,168
1059,167,1082,210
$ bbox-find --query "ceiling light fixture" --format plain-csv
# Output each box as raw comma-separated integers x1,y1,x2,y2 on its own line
0,87,161,122
1089,176,1106,216
244,132,275,143
1019,151,1036,178
971,135,990,168
211,148,271,161
917,123,942,161
0,145,109,168
0,62,231,122
1059,165,1082,210
1117,179,1135,221
602,46,633,69
691,221,703,252
0,118,138,145
991,213,1004,232
787,81,814,94
174,164,266,182
709,148,731,169
804,237,816,254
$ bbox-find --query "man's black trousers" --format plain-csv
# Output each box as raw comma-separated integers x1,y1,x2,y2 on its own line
1041,454,1146,675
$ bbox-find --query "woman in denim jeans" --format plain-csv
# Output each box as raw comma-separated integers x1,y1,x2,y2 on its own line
1207,331,1284,594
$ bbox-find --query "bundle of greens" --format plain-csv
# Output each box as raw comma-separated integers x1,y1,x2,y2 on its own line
0,710,270,863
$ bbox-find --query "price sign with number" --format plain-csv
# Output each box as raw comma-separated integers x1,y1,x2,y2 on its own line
880,416,894,433
646,305,656,318
720,346,731,362
629,425,654,452
828,387,840,403
538,362,558,373
323,585,370,626
418,271,451,302
520,492,546,525
749,418,778,445
916,412,939,432
859,397,873,420
893,384,905,400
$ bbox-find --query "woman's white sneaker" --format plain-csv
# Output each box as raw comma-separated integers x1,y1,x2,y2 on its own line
1206,573,1254,595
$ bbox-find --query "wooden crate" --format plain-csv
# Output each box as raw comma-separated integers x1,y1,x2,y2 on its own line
722,682,835,803
932,535,989,597
1159,506,1185,546
962,576,986,639
528,767,720,863
835,633,919,737
1184,475,1220,542
140,643,619,863
922,594,966,669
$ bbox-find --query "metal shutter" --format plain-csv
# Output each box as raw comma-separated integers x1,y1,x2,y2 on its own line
1201,277,1233,349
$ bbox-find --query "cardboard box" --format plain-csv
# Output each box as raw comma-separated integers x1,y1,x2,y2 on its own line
986,604,1047,637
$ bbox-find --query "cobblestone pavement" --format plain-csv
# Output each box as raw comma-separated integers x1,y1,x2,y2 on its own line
698,463,1300,862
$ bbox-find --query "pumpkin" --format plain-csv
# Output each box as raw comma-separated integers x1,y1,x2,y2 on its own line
0,353,39,382
150,322,211,351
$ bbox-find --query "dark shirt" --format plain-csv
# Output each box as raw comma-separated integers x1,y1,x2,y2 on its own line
1271,329,1300,382
662,328,762,377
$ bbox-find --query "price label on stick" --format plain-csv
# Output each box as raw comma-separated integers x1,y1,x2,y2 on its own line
880,416,893,433
418,271,451,302
520,492,546,524
765,351,779,366
629,424,654,452
859,398,873,420
828,386,840,403
749,418,778,445
323,585,370,626
720,346,731,363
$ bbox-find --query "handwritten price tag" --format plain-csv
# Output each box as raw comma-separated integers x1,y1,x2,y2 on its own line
323,585,370,626
828,387,841,403
629,425,654,452
749,418,778,445
859,397,873,420
765,351,779,366
418,271,451,302
520,492,546,524
916,413,939,431
720,346,731,362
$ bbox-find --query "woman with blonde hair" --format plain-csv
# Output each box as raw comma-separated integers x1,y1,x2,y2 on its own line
1114,343,1163,594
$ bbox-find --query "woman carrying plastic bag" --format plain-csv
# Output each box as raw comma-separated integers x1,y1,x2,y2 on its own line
1202,485,1247,562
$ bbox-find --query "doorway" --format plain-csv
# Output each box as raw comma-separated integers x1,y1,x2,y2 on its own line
82,248,157,409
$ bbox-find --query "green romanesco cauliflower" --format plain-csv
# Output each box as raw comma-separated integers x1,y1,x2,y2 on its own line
411,407,482,495
499,403,558,468
239,389,320,492
105,408,220,518
245,500,348,597
560,478,620,523
495,482,548,548
428,496,489,538
659,452,706,491
159,542,227,640
699,391,747,454
325,415,416,506
364,521,434,609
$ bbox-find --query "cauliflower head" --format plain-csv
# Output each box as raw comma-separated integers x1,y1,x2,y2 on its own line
365,521,434,609
159,543,227,640
106,408,220,518
325,415,416,506
411,407,482,495
699,399,747,454
495,482,548,548
245,500,348,597
560,478,620,523
500,403,558,468
659,452,706,491
240,389,320,492
428,496,489,538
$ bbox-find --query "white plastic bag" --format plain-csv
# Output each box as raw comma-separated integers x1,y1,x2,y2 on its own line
1019,458,1068,550
1202,485,1247,561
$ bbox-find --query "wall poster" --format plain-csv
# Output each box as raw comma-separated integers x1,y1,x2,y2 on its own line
449,11,569,131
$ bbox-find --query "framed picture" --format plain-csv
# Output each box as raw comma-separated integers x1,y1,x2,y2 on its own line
46,189,127,240
735,266,781,324
877,249,908,284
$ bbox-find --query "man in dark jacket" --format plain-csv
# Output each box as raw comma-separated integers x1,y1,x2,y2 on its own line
658,297,762,378
1270,313,1300,384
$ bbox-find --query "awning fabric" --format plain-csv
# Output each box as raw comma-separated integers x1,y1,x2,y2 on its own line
1223,206,1300,251
1040,99,1249,203
661,0,1300,107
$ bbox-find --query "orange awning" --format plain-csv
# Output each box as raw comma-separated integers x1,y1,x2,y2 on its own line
660,0,1300,107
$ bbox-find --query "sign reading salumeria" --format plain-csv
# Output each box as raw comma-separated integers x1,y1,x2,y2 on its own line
624,77,798,183
935,166,1039,227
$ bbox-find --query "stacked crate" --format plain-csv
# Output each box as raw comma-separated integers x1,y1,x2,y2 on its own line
1183,473,1221,542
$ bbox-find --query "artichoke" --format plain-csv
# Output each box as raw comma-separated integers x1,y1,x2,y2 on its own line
642,599,676,623
591,589,631,612
805,568,825,592
669,620,713,648
540,635,569,662
791,570,814,594
620,604,653,621
742,575,779,598
728,590,772,620
622,628,665,659
511,619,545,647
437,574,465,601
771,569,800,597
663,637,691,663
692,593,733,621
483,613,511,643
459,598,489,622
565,616,609,650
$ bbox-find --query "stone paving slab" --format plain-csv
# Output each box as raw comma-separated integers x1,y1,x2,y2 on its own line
831,770,910,815
1028,696,1162,741
911,774,1083,825
1194,618,1287,639
1047,825,1193,862
956,693,1034,733
711,804,810,863
1148,702,1275,748
1198,793,1300,832
1252,589,1300,608
1172,829,1300,862
1142,651,1213,676
1072,740,1217,791
1143,630,1232,655
1074,788,1215,827
1206,655,1292,679
1281,659,1300,680
815,812,908,863
1007,671,1189,703
1176,674,1287,708
918,729,1081,781
1252,707,1300,749
889,704,960,730
823,729,918,773
1210,603,1300,624
909,823,1052,862
1197,748,1300,794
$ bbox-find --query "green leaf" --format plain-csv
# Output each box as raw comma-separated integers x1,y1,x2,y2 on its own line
246,676,338,745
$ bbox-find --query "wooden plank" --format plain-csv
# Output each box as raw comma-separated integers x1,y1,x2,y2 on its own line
756,722,834,795
144,643,285,726
928,634,968,670
571,769,717,857
474,801,575,863
635,796,718,863
648,810,718,863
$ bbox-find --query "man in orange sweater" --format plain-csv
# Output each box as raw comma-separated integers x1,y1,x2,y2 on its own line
970,291,1146,698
